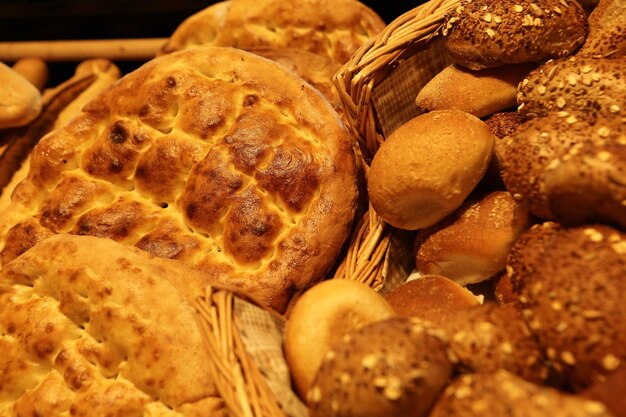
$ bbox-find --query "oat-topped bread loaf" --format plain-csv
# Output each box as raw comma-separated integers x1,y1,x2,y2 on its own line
0,234,225,416
0,46,358,313
160,0,386,63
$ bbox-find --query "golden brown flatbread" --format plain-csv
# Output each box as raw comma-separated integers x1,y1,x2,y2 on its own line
161,0,386,64
0,234,225,416
0,46,358,312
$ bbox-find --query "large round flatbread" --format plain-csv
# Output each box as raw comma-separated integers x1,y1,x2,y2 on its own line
0,234,225,416
0,47,358,312
161,0,386,63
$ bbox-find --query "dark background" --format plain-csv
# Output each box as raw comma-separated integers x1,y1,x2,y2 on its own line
0,0,426,85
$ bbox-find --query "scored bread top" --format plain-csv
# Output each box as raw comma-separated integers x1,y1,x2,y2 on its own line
0,234,224,416
161,0,386,63
0,46,358,313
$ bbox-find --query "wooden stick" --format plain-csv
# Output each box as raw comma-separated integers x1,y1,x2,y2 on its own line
0,38,167,62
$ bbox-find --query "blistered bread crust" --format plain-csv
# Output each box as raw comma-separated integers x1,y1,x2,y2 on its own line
443,0,587,70
0,47,357,313
161,0,386,64
0,234,225,416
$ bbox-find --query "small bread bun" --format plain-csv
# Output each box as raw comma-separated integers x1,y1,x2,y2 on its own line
385,275,479,326
577,0,625,59
416,64,533,118
0,61,42,129
430,370,614,417
368,110,494,230
443,0,587,70
517,57,626,123
308,317,452,417
414,191,530,286
443,303,549,384
284,279,395,397
11,58,48,91
517,225,626,389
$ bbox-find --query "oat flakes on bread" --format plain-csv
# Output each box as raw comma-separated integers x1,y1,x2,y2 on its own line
430,370,614,417
516,225,626,389
443,0,587,70
0,46,358,313
0,234,225,416
161,0,386,63
577,0,626,58
517,56,626,123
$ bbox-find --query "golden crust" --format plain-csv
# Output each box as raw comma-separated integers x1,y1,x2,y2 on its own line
444,0,587,70
0,234,225,416
161,0,386,63
578,0,626,58
0,47,358,313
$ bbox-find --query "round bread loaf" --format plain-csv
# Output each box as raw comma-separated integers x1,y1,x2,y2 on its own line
11,57,48,91
284,279,396,397
517,56,626,123
161,0,386,63
443,0,587,70
368,110,494,230
577,0,625,59
415,63,534,118
385,275,479,326
308,317,453,417
517,225,626,389
414,191,530,286
500,113,626,226
443,303,549,384
0,61,42,129
0,47,358,313
430,370,614,417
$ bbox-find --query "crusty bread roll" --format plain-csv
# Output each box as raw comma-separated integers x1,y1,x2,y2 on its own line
516,225,626,389
415,63,533,118
11,57,48,91
430,370,614,417
308,317,452,417
443,0,587,70
577,0,625,58
0,234,225,416
284,279,396,397
0,61,42,129
414,191,530,286
385,275,479,326
368,110,494,230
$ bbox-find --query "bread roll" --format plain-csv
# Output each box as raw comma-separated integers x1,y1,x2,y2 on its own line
284,279,396,397
582,366,626,417
443,0,587,70
430,370,614,417
308,317,452,417
368,110,494,230
0,61,42,129
11,57,48,91
414,191,530,286
385,275,479,326
415,64,533,118
577,0,625,58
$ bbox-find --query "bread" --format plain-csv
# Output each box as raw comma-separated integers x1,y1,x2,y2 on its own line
308,317,452,417
443,303,548,384
385,275,479,326
484,111,523,187
430,370,614,417
161,0,386,63
0,234,225,416
368,110,494,230
516,225,626,389
577,0,625,58
0,47,358,313
443,0,587,70
11,57,48,91
284,279,396,397
0,61,42,129
414,191,530,286
582,366,626,417
517,56,626,123
415,63,534,118
499,113,626,226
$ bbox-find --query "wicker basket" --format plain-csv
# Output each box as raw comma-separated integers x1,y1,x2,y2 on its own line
331,0,462,291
